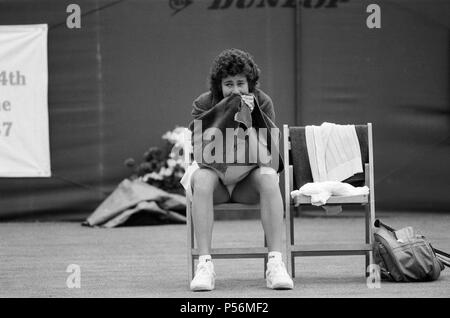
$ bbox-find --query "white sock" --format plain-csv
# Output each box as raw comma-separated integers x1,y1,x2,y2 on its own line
199,254,212,263
268,251,282,263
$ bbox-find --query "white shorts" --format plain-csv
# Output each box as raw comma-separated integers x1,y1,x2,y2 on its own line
221,165,257,196
180,161,279,197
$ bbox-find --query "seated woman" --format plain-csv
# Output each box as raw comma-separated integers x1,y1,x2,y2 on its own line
181,48,293,291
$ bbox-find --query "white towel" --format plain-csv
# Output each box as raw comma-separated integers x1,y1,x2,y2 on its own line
291,181,369,206
305,122,363,182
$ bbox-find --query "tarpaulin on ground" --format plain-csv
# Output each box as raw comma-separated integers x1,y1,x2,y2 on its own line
83,179,186,227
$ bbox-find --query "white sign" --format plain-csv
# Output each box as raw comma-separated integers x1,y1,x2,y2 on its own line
0,24,51,177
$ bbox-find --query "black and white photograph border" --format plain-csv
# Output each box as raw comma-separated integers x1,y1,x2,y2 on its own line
0,0,449,302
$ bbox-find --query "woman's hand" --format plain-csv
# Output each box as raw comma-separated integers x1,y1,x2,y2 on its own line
241,94,255,112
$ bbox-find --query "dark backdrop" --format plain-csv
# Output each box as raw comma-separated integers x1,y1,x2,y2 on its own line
0,0,448,218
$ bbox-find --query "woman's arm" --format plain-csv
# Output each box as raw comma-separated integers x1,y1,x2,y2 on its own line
191,92,213,120
256,89,276,123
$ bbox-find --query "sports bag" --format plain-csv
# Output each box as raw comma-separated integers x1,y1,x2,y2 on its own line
373,219,450,282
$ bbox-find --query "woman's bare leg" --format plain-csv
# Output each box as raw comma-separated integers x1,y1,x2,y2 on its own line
190,168,230,255
231,167,283,252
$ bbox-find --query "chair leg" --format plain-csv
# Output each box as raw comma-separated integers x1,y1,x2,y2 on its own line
191,218,196,282
264,235,268,278
290,206,296,278
285,222,292,277
285,204,294,278
187,197,194,284
365,253,370,277
188,258,194,282
286,252,292,278
291,255,295,278
365,204,371,277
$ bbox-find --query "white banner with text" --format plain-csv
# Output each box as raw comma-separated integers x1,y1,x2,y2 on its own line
0,24,50,177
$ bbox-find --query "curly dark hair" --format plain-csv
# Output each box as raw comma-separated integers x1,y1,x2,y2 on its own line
209,48,261,100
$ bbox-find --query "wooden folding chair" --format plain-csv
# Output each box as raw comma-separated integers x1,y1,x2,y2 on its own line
283,123,376,278
183,143,268,283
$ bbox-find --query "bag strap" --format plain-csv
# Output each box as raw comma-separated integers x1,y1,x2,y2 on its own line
374,219,398,239
433,247,450,268
375,219,450,268
374,219,396,231
434,247,450,259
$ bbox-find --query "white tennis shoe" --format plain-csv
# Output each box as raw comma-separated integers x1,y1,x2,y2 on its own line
266,260,294,290
190,260,216,291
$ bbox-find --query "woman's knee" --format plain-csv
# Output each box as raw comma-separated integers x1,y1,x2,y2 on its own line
252,167,279,193
191,168,219,194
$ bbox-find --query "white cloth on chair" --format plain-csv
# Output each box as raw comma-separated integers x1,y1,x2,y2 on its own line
305,122,363,182
291,181,369,206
